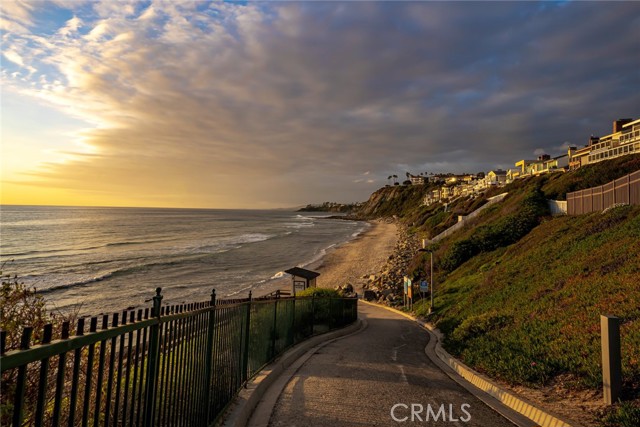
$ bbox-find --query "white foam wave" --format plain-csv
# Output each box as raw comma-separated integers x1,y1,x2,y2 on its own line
270,271,290,279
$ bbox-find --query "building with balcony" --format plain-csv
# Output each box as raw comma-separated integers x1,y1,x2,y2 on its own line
588,118,640,165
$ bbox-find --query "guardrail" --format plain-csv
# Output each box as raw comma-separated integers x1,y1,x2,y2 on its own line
0,288,357,426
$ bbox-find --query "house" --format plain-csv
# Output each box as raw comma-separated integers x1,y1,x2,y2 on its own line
588,118,640,165
440,186,454,200
423,189,441,206
545,154,569,172
506,168,521,183
409,175,425,185
486,169,508,186
568,139,595,171
515,159,536,177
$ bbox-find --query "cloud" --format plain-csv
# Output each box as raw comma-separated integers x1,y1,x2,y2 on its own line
2,1,639,207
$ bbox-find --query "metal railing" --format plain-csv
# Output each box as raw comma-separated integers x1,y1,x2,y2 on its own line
1,288,358,426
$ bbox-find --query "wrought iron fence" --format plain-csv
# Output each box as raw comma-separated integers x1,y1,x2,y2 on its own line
1,289,358,427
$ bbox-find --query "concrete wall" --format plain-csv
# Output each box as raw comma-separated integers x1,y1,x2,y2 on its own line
428,193,508,243
547,200,567,216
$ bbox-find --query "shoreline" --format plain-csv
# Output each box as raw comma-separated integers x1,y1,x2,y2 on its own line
253,219,398,297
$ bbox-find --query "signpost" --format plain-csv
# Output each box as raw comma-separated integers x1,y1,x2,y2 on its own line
418,240,435,314
420,280,429,310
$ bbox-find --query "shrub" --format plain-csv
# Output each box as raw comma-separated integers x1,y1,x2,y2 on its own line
440,186,548,272
0,265,51,350
600,401,640,427
295,287,341,298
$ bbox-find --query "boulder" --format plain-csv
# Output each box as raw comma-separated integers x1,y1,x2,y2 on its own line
363,290,377,301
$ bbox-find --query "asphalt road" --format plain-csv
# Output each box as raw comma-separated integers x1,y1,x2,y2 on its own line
263,302,515,427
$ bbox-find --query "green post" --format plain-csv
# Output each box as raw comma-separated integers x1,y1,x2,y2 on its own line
12,327,32,427
242,291,252,385
290,296,296,345
271,294,279,358
329,297,334,330
311,293,316,335
143,288,163,427
203,289,216,424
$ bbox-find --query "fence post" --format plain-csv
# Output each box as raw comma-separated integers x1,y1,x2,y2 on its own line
12,327,32,427
601,315,622,405
311,293,316,335
203,289,216,425
290,294,296,345
329,298,334,330
271,293,279,358
242,291,252,385
143,287,163,427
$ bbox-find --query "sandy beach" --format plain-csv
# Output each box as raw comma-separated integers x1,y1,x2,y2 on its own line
309,220,397,293
251,219,397,297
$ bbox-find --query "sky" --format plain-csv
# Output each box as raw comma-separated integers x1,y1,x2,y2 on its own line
1,1,639,209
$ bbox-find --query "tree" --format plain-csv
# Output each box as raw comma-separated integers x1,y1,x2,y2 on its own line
393,174,398,184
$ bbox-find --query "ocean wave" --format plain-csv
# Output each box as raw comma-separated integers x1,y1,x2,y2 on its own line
3,238,174,258
36,272,115,294
270,271,290,279
36,256,198,295
189,233,274,253
294,214,314,220
284,222,315,229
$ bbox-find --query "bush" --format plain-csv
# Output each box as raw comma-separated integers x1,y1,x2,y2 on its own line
600,401,640,427
440,187,548,272
0,265,51,350
295,287,341,298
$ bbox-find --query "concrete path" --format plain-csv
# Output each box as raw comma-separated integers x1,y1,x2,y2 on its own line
253,303,516,427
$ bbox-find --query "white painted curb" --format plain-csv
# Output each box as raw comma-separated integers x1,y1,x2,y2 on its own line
361,300,581,427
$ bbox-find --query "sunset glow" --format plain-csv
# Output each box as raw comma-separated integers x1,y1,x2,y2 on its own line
2,1,639,208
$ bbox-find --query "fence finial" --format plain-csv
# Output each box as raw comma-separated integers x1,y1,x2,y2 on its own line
211,288,217,306
248,290,253,301
152,288,163,317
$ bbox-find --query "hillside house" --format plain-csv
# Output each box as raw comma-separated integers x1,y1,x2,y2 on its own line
588,118,640,165
515,159,536,177
568,139,594,171
409,175,425,185
486,169,508,186
423,189,441,206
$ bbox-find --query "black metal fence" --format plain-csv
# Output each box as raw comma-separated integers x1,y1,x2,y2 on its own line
0,289,358,427
567,170,640,215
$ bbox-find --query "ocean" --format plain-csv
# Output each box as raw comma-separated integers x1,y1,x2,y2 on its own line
0,205,366,316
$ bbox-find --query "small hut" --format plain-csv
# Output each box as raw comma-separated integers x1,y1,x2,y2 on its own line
284,267,320,296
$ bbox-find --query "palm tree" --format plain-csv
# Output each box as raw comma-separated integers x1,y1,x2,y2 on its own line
387,175,392,185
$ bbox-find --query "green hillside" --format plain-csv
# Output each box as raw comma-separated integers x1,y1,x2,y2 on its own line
357,155,640,403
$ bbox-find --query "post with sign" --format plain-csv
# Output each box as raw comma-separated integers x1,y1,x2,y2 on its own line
420,279,429,310
429,251,434,313
403,276,409,308
407,277,412,310
418,241,435,314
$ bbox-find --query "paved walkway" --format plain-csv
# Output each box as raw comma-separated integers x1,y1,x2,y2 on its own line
256,303,515,427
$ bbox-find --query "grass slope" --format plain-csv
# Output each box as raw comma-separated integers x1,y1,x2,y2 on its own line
420,205,640,392
389,156,640,400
